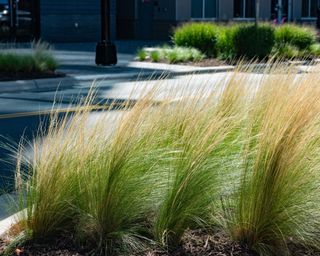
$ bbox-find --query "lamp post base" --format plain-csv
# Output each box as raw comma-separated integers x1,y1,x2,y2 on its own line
95,41,117,66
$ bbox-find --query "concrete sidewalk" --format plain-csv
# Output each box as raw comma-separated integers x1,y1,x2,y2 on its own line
0,41,235,94
0,62,235,94
2,41,319,94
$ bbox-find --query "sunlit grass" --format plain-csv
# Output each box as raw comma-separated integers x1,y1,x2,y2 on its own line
10,63,320,255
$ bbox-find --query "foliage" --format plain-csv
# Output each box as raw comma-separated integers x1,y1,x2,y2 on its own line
0,41,58,73
11,64,320,255
162,46,204,63
220,69,320,255
136,46,205,64
173,22,220,57
233,24,275,60
310,43,320,57
275,24,317,50
150,50,160,62
216,25,240,61
137,48,147,61
271,43,301,59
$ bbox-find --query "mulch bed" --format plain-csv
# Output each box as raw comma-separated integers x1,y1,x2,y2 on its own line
1,229,320,256
0,230,253,256
178,58,227,67
0,72,65,82
141,58,227,67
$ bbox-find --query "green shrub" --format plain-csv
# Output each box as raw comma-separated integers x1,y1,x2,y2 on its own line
136,46,205,64
173,22,220,57
310,43,320,57
150,50,160,62
137,49,147,61
272,43,301,59
233,24,275,60
217,25,239,61
162,46,204,63
275,24,317,50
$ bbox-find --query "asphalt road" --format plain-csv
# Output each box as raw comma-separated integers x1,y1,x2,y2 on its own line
0,72,238,190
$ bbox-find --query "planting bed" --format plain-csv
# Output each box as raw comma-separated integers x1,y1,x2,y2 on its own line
0,42,59,82
140,57,226,67
2,64,320,256
0,230,253,256
138,23,320,66
0,71,64,82
1,230,320,255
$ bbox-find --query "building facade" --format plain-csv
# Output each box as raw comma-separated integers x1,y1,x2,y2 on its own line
0,0,319,42
117,0,319,40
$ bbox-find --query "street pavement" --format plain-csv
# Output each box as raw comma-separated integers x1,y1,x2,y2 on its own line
0,41,234,201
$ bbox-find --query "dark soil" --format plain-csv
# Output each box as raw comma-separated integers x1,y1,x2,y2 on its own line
142,58,227,67
142,230,254,256
1,230,320,256
0,71,65,82
179,58,227,67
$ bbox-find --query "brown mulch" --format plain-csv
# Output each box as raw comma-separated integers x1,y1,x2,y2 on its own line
1,229,320,256
141,58,227,67
142,230,254,256
0,71,65,82
179,58,227,67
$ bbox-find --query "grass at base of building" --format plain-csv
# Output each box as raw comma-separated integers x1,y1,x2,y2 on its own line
145,23,320,63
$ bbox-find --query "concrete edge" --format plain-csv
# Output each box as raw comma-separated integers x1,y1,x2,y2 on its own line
0,60,318,94
0,65,236,94
0,210,23,237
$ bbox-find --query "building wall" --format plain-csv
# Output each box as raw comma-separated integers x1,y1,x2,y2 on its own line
152,0,176,39
293,0,302,21
260,0,271,20
40,0,100,42
176,0,191,21
117,0,176,40
220,0,233,21
110,0,117,40
116,0,135,39
175,0,316,23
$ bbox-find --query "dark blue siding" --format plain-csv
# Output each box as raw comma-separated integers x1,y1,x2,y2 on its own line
40,0,102,42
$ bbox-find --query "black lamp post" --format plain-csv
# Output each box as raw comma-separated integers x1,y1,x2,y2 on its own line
9,0,17,40
95,0,117,65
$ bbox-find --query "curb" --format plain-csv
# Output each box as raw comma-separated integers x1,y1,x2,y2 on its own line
0,65,235,94
0,211,22,237
0,77,76,94
2,59,317,95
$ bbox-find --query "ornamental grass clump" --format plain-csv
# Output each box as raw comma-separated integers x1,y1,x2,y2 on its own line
11,63,320,256
153,80,249,248
16,95,164,254
13,73,249,254
0,41,58,73
221,69,320,255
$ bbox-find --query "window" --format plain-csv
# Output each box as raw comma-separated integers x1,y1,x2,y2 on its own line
191,0,217,19
302,0,317,17
271,0,288,19
234,0,255,18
